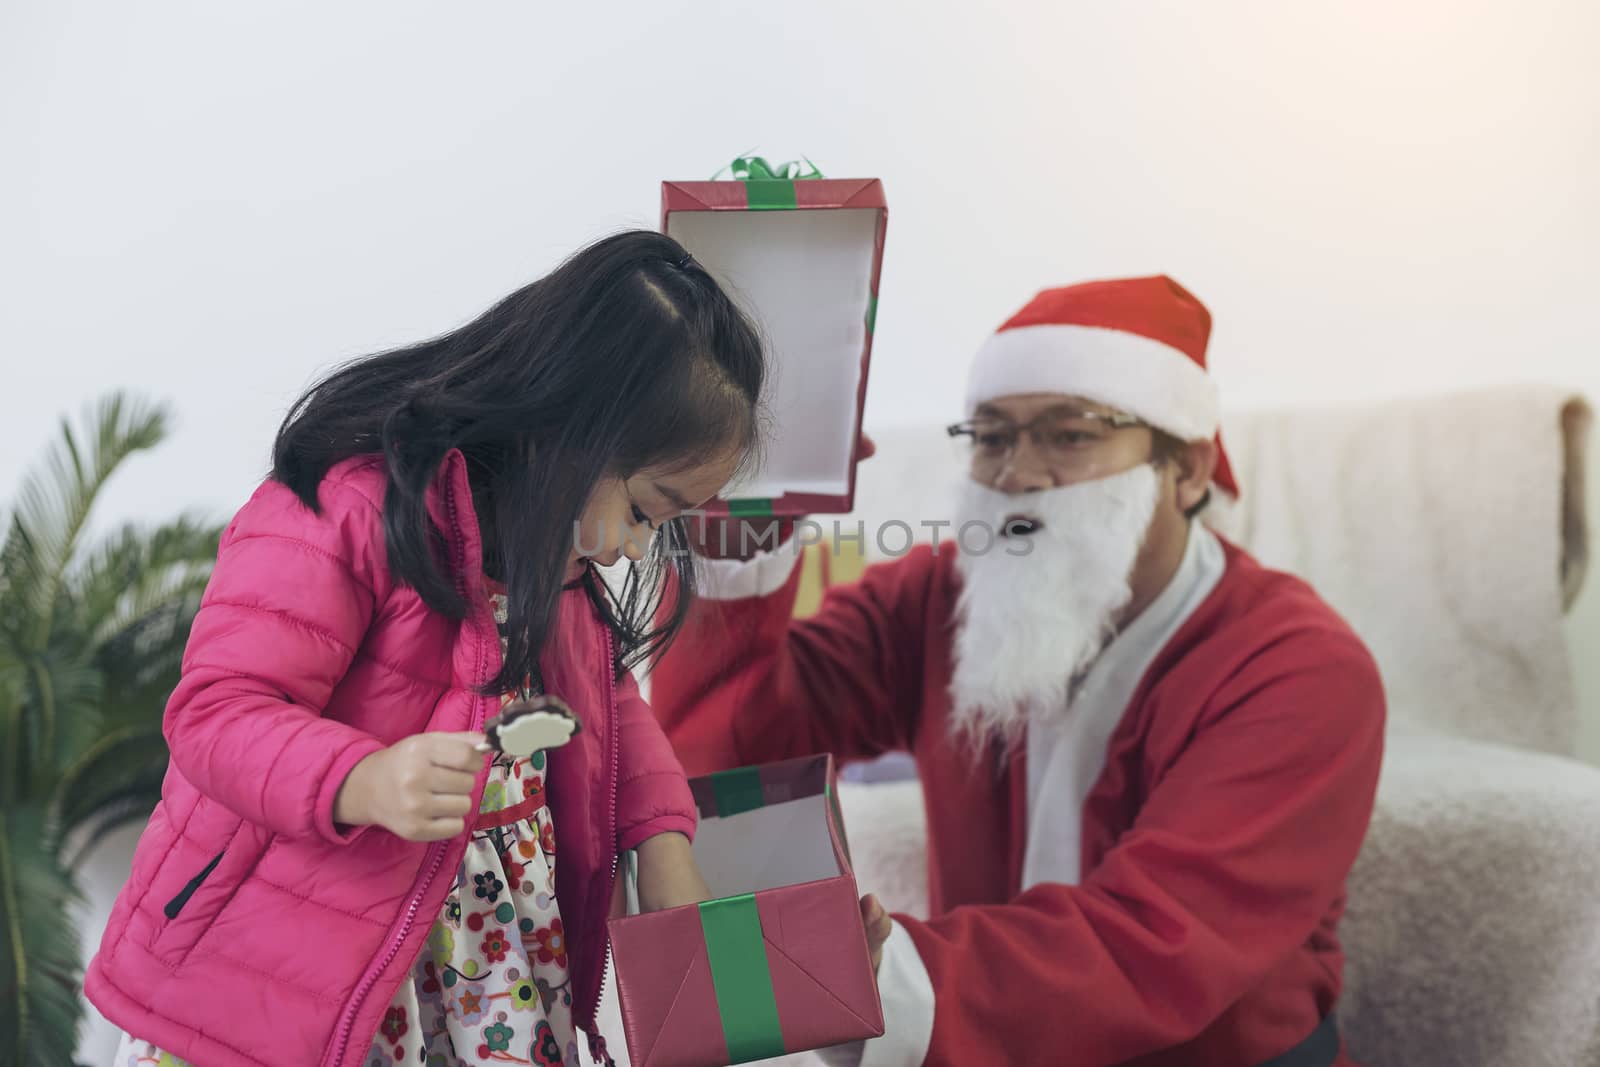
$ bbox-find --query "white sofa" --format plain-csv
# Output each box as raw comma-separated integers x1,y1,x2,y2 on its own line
820,388,1600,1066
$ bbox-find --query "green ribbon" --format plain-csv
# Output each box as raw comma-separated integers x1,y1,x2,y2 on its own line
699,895,786,1062
727,498,775,519
718,155,825,182
709,766,766,817
717,155,824,211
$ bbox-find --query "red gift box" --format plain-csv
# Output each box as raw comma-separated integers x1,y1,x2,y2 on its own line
661,177,888,517
608,755,885,1067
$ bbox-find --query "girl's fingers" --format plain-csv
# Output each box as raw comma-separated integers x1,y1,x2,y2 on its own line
425,765,478,797
427,734,488,771
416,817,468,841
426,793,474,819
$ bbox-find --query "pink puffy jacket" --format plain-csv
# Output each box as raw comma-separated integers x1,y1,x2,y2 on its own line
85,451,697,1067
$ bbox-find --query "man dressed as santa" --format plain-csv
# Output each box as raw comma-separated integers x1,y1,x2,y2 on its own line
651,275,1386,1067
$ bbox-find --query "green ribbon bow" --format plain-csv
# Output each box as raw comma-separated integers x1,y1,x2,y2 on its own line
716,155,824,211
719,155,825,181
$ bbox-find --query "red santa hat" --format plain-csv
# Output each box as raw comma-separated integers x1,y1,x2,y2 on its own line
965,274,1239,498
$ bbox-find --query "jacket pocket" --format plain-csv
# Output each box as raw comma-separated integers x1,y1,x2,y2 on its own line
148,820,271,966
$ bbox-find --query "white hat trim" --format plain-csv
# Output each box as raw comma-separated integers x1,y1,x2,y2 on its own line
965,323,1219,440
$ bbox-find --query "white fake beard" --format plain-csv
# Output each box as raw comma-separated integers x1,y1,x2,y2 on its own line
948,463,1161,749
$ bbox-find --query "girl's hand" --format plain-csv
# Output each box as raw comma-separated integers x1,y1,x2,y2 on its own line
334,732,485,841
634,831,713,912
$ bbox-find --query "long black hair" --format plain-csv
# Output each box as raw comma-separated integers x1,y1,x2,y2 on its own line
272,230,766,693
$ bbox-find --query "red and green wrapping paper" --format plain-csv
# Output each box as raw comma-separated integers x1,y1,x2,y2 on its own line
607,755,884,1067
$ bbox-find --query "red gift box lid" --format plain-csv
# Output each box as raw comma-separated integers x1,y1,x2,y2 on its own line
662,179,888,518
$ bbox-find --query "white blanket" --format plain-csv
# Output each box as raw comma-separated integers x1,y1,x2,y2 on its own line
1205,386,1581,755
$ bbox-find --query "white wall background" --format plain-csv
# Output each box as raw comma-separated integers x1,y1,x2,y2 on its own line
2,1,1596,1062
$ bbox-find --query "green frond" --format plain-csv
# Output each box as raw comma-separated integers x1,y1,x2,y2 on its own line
0,805,86,1067
64,515,220,648
23,650,104,787
0,393,171,654
52,727,169,860
59,791,166,874
0,393,198,1064
0,654,25,809
92,597,200,737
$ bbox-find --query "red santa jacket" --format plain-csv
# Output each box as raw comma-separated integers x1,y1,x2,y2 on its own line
651,537,1385,1067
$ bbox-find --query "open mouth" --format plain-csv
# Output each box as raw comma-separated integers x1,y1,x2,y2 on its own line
1001,514,1043,538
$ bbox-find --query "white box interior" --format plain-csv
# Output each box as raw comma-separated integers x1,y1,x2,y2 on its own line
621,794,842,916
668,207,878,501
693,794,842,897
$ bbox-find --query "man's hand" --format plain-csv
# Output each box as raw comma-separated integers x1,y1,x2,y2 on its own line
635,831,713,912
333,732,484,841
688,434,877,561
861,893,893,974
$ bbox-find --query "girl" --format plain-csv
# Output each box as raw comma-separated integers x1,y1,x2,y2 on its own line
87,231,764,1067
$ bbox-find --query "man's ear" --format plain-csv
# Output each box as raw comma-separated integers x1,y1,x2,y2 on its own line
1173,437,1218,515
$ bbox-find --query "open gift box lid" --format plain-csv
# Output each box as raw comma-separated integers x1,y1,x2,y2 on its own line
607,754,884,1067
662,179,888,517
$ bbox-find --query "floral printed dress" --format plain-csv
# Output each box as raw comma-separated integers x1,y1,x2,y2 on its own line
117,591,581,1067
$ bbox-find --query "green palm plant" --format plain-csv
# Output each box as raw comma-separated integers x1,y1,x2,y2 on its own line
0,393,223,1067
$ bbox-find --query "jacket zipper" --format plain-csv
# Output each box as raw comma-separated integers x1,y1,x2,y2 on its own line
587,622,621,1063
321,478,491,1067
162,851,225,919
325,839,449,1064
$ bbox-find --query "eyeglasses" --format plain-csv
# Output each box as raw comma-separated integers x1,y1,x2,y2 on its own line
946,410,1145,470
